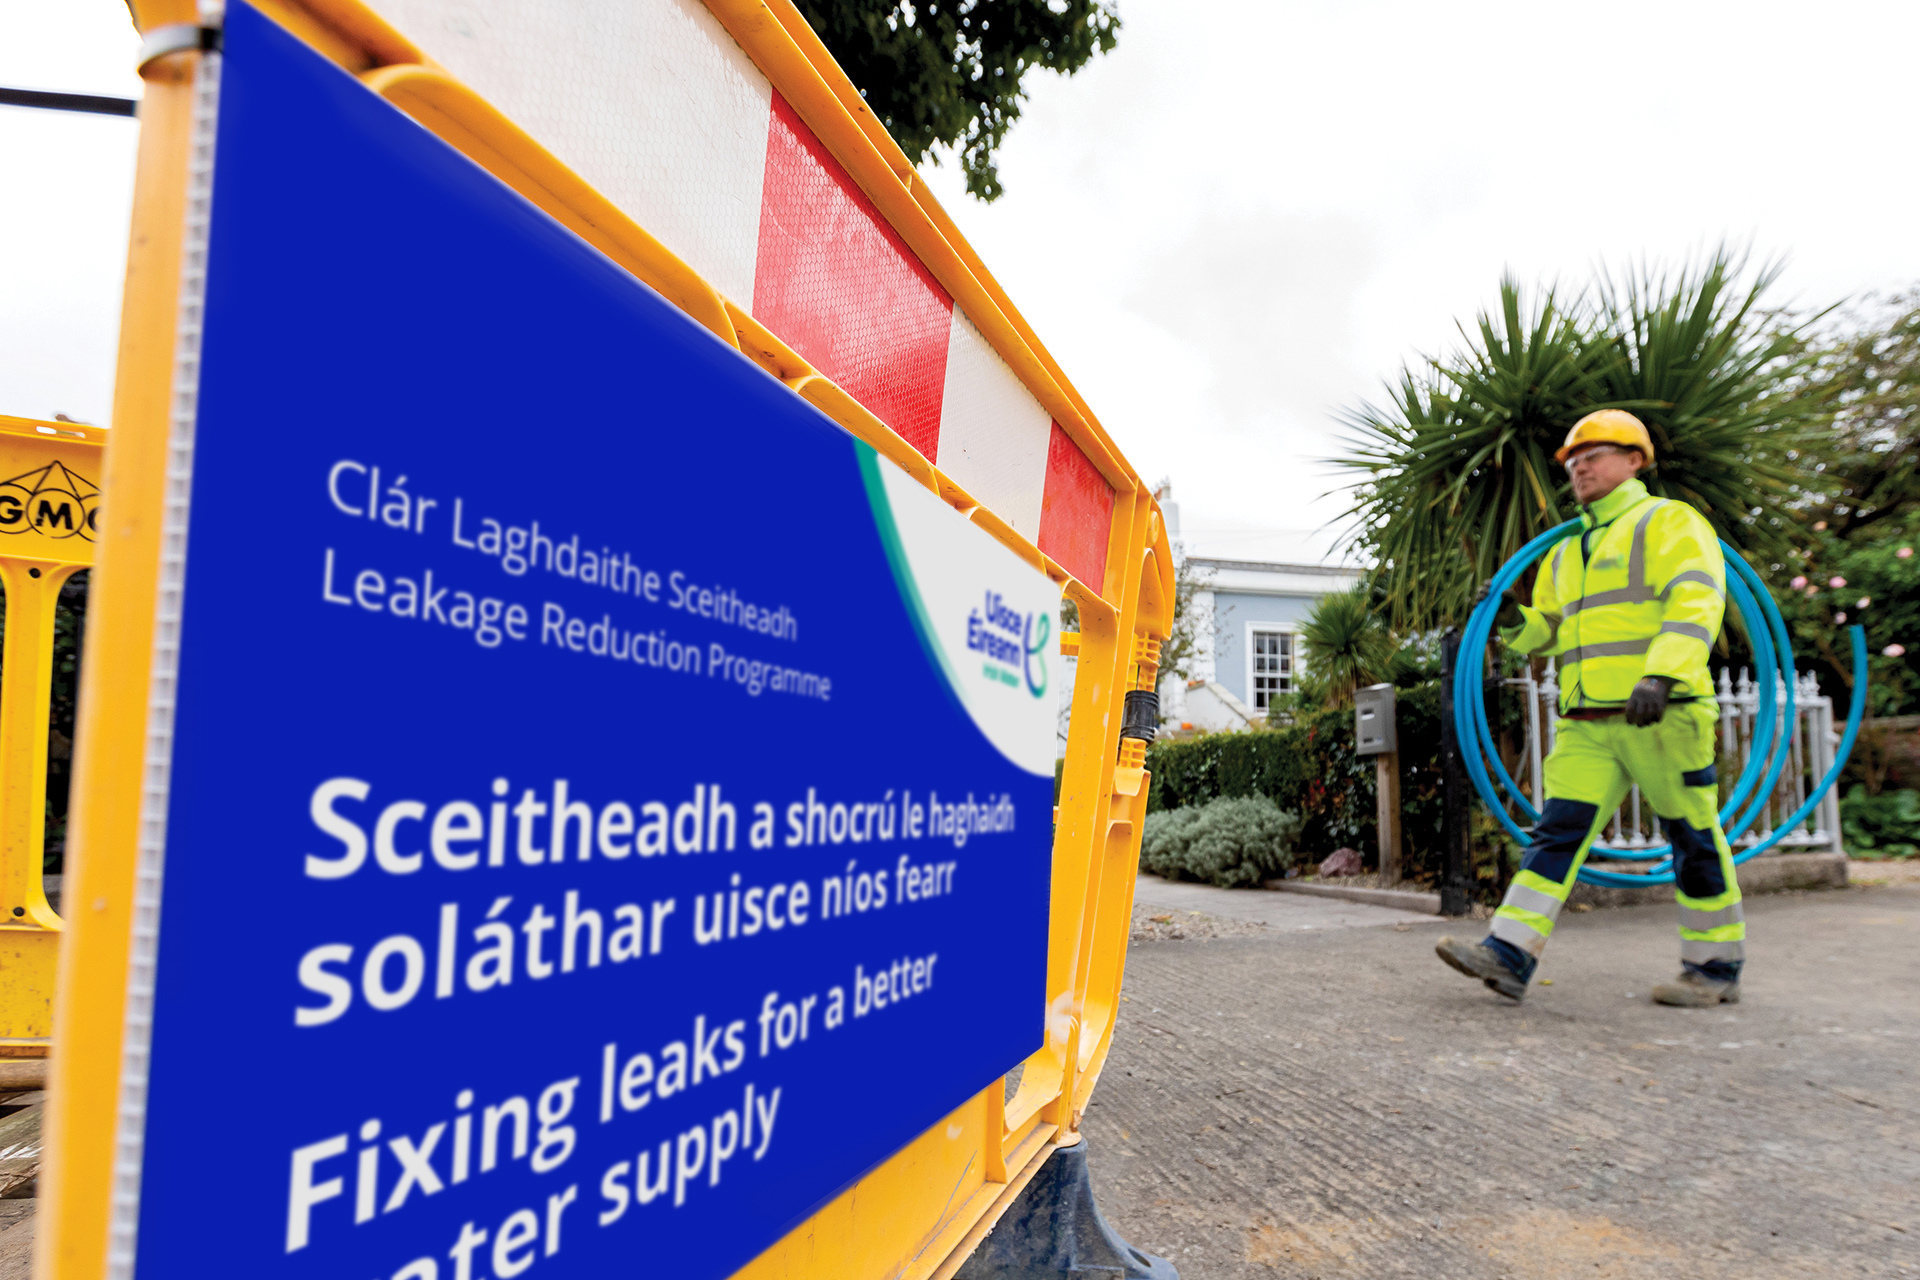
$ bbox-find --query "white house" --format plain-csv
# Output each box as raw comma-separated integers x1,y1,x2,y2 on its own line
1051,484,1363,754
1151,483,1363,733
1175,556,1363,732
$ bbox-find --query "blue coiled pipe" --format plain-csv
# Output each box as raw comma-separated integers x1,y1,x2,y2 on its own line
1458,524,1784,866
1453,521,1867,886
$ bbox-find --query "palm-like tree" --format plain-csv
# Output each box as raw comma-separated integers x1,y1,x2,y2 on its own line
1297,583,1395,707
1335,248,1831,631
1590,255,1822,545
1337,280,1600,630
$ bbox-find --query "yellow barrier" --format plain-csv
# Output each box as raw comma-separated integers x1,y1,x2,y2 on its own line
40,4,1174,1277
0,415,102,1061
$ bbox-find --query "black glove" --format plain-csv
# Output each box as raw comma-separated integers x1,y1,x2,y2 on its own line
1622,676,1675,727
1474,582,1526,629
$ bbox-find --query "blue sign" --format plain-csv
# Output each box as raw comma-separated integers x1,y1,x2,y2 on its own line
128,7,1057,1277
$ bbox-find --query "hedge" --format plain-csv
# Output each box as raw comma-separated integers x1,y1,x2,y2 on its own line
1145,680,1524,896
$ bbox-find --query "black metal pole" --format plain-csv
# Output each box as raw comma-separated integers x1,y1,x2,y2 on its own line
0,87,139,117
1439,626,1471,917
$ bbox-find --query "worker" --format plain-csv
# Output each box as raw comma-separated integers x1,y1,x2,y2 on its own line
1435,410,1744,1008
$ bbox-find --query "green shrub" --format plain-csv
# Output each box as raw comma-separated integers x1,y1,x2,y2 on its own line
1147,678,1525,893
1139,794,1302,888
1841,785,1920,859
1149,704,1393,865
1140,805,1201,869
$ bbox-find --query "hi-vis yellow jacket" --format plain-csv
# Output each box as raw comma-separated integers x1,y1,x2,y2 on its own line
1504,478,1726,713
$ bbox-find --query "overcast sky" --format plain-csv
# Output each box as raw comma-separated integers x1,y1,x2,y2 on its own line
7,0,1920,564
0,0,141,432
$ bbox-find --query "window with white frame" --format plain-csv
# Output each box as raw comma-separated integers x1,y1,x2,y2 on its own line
1249,629,1293,710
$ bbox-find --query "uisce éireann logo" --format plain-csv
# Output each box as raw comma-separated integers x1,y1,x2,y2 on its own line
967,591,1049,699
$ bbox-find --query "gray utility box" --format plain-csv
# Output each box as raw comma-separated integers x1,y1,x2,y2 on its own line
1355,683,1397,756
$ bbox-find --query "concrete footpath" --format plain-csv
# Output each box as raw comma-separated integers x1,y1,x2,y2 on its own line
1087,882,1920,1279
1136,874,1435,932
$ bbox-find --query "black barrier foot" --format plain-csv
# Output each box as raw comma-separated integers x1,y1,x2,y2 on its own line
955,1139,1178,1280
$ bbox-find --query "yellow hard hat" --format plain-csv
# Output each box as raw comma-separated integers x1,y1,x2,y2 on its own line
1556,409,1654,464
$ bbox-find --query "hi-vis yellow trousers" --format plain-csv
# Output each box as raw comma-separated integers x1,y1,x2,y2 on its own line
1489,700,1746,980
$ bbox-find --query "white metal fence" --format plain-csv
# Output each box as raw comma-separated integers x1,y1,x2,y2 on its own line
1502,662,1842,856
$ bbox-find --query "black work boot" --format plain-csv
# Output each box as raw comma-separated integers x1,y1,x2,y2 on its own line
1651,970,1740,1007
1435,936,1528,1002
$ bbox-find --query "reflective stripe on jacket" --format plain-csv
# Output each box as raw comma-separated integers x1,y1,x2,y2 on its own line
1502,477,1726,712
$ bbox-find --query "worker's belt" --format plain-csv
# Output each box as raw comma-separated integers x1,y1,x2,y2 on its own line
1559,694,1701,721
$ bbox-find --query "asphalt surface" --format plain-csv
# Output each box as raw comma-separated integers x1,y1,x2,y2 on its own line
0,1203,27,1280
4,882,1912,1279
1084,884,1920,1279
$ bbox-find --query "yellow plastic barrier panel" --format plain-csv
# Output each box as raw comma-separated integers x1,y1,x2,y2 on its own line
40,4,1174,1279
0,415,102,1059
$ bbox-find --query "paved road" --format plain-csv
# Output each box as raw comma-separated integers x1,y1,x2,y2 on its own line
0,1203,28,1280
1083,885,1919,1279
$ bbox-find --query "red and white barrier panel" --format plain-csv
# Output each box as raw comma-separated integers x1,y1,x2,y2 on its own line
374,0,1115,590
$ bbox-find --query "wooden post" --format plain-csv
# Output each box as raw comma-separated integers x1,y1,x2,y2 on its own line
1376,750,1401,886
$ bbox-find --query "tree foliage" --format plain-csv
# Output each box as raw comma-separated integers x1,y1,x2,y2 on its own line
1771,532,1918,723
1335,249,1831,631
1295,583,1394,708
1762,291,1920,736
1155,552,1211,687
795,0,1120,201
1794,290,1920,540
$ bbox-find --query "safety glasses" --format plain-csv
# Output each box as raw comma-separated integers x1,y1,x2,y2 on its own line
1562,444,1634,472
